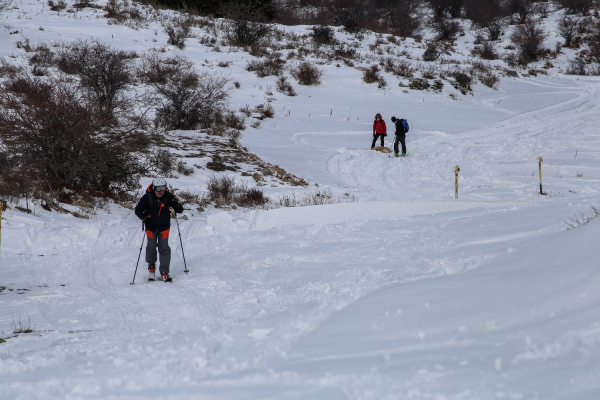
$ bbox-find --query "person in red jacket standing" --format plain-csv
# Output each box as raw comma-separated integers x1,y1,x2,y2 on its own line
371,113,387,149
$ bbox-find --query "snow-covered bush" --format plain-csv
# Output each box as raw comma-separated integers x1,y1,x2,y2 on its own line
139,53,230,130
510,17,548,64
290,61,323,85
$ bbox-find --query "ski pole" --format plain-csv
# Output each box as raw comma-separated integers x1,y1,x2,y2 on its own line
131,221,146,285
174,213,189,274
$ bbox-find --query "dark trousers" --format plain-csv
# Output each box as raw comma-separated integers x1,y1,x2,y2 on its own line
371,134,385,148
146,229,171,275
394,134,406,154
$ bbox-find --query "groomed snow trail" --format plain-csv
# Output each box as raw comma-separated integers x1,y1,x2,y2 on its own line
2,2,600,397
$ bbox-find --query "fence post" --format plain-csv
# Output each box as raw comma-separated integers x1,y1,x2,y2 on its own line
455,165,460,199
538,156,544,195
0,200,3,268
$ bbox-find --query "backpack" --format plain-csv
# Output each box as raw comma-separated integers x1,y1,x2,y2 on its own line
402,119,409,133
396,118,409,134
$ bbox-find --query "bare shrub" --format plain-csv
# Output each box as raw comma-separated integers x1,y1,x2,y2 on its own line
290,61,323,85
422,42,441,61
0,0,14,12
207,175,237,203
48,0,67,11
0,73,149,198
363,65,381,83
310,24,336,45
556,0,594,15
55,40,137,115
392,59,415,78
221,2,273,46
206,175,267,208
432,18,463,41
235,184,268,208
471,40,499,60
566,57,588,75
165,23,189,50
276,76,297,96
245,57,285,77
479,71,500,88
385,0,422,38
140,53,230,130
557,15,580,47
150,149,177,177
0,57,23,78
176,160,194,176
510,18,548,64
447,68,473,94
103,0,149,29
409,78,430,90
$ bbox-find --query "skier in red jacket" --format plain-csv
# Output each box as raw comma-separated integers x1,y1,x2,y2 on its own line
371,113,387,149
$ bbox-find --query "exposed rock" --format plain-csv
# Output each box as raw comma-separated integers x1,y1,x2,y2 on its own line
252,172,264,182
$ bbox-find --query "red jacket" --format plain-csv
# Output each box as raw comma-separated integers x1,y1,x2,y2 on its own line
373,119,387,136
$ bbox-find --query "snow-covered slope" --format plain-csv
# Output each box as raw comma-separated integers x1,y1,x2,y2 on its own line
1,1,600,399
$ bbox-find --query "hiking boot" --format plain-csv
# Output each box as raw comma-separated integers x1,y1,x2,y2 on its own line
161,274,172,282
394,153,399,157
148,264,156,281
401,153,406,157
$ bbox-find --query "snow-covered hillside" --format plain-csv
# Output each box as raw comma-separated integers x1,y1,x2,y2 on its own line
1,1,600,399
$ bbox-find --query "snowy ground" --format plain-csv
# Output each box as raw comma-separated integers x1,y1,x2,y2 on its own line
1,1,600,399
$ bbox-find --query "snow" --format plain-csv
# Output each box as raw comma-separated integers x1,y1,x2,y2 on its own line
1,1,600,399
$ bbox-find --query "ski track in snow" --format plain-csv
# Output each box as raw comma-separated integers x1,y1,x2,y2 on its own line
2,2,600,399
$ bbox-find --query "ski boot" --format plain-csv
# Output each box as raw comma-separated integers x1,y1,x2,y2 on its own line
401,153,406,157
394,153,399,157
148,264,156,281
161,273,172,283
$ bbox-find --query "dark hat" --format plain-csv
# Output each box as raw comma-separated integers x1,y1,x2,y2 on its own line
391,116,396,122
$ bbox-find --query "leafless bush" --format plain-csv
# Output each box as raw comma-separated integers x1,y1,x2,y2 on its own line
432,18,463,41
176,160,194,176
245,57,285,77
47,0,66,11
290,61,323,85
276,76,297,96
510,17,548,64
103,0,149,29
422,42,441,61
0,57,22,78
566,206,600,230
310,24,336,45
447,68,472,94
235,184,268,208
471,40,499,60
566,57,588,75
139,53,230,130
0,73,149,198
55,40,137,115
149,149,177,177
409,78,430,90
392,59,415,78
363,65,381,83
478,71,500,88
556,0,594,15
221,2,273,46
557,15,580,47
206,175,268,208
0,0,13,12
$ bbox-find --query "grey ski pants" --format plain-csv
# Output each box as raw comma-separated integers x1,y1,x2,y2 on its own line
145,229,171,275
